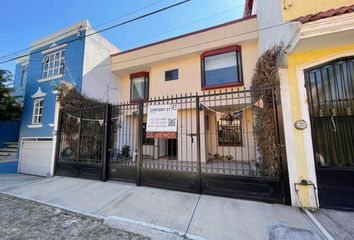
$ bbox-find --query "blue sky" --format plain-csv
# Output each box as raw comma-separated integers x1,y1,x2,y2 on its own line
0,0,245,73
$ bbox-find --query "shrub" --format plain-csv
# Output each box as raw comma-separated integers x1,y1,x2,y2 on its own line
226,155,234,161
121,145,130,158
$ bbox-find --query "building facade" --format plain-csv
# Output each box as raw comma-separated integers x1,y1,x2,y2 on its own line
14,20,119,177
256,0,354,210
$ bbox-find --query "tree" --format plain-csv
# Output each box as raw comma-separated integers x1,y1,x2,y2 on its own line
0,69,22,120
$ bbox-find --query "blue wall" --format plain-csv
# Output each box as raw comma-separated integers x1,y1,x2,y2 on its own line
0,161,18,174
18,31,86,139
13,63,26,100
0,120,21,148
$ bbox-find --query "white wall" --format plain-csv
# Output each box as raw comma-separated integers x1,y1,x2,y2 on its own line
82,29,120,103
256,0,299,57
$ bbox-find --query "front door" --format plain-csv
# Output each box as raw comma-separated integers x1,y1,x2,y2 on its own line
305,57,354,210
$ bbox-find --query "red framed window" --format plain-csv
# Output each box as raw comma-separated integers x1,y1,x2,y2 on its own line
130,72,149,101
201,45,243,90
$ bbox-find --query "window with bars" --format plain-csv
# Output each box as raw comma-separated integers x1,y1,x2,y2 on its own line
218,117,242,146
32,98,44,124
42,50,65,79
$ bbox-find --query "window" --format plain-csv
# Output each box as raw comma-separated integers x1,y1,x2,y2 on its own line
218,114,242,146
21,64,28,87
42,50,65,79
142,123,154,145
32,98,44,124
130,72,149,101
201,46,243,90
165,69,178,81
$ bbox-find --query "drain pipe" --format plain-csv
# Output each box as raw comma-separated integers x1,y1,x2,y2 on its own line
294,180,334,240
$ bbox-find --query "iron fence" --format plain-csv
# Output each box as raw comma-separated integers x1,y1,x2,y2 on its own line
55,86,290,203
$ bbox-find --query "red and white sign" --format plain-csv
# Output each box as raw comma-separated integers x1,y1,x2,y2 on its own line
146,104,177,132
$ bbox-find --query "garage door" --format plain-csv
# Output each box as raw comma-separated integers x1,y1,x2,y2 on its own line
19,140,53,177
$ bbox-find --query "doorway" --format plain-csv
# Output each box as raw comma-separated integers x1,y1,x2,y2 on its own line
305,57,354,210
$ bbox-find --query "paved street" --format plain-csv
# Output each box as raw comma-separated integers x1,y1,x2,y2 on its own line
0,174,324,240
0,193,148,240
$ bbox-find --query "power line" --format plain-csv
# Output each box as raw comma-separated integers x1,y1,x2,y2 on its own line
10,17,296,86
120,3,244,49
0,0,170,61
0,0,192,65
14,3,243,68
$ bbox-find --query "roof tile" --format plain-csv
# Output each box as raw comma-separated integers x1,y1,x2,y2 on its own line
293,4,354,24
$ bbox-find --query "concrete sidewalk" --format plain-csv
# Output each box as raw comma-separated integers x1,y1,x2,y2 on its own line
0,174,323,240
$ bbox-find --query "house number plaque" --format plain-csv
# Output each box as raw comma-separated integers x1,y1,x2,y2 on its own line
294,120,307,130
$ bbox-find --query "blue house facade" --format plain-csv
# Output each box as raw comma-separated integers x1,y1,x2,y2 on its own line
14,20,119,176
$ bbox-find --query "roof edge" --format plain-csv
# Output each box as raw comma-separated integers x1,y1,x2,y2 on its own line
112,15,257,57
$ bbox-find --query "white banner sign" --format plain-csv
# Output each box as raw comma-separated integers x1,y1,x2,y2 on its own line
146,104,177,132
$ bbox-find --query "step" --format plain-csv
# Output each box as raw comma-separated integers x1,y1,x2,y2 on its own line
0,148,17,152
6,144,18,148
2,142,18,145
0,152,10,156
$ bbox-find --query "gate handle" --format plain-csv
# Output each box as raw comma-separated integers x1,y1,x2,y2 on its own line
187,133,197,143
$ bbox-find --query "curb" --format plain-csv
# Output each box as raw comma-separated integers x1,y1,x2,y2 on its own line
0,191,204,240
303,209,334,240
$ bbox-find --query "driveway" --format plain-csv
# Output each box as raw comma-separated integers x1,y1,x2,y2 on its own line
0,174,323,240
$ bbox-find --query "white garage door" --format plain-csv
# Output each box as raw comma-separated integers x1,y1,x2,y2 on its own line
19,140,53,177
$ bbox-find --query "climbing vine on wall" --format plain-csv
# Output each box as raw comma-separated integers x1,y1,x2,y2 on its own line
251,45,282,176
53,82,119,161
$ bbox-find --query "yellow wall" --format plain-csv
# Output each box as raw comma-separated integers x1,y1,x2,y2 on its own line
286,43,354,207
117,42,258,102
281,0,354,21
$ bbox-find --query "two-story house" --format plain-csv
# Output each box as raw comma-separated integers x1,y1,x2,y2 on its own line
14,20,119,177
107,12,293,204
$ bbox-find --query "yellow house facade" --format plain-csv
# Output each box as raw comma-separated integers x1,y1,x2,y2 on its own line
111,15,260,165
108,0,353,208
256,0,354,209
110,13,293,203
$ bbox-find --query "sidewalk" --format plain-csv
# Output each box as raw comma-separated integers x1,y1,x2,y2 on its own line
314,209,354,240
0,174,323,240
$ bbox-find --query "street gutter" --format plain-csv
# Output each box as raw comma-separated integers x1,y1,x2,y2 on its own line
303,208,334,240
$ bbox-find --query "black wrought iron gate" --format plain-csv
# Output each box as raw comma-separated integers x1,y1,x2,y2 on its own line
305,57,354,210
55,87,291,205
55,106,106,179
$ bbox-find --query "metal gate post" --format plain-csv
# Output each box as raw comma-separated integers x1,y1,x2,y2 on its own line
53,110,63,176
136,100,144,186
274,86,291,205
76,110,83,174
195,95,202,193
101,103,111,182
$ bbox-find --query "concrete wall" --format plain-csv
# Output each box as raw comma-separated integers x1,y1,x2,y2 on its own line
116,41,258,103
256,0,299,55
82,29,120,103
